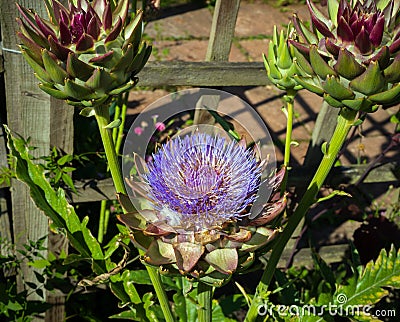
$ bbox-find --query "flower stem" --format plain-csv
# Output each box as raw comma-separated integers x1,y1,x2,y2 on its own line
281,91,296,194
94,105,126,194
245,108,357,321
146,262,175,322
198,282,213,322
94,104,174,322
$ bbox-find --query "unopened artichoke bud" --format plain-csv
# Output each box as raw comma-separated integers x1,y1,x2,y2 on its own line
17,0,151,110
290,0,400,113
264,25,303,92
118,133,287,286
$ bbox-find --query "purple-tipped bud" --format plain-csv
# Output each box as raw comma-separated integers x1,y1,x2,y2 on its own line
102,4,112,30
370,15,385,47
75,33,94,51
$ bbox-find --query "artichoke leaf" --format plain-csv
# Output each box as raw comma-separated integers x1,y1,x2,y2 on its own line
42,49,68,84
322,75,355,100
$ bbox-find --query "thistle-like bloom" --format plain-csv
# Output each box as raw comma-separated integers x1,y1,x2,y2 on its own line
290,0,400,112
144,133,262,231
17,0,151,109
118,132,287,286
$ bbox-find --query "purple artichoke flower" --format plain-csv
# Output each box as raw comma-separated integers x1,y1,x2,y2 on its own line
118,132,287,286
290,0,400,112
16,0,151,109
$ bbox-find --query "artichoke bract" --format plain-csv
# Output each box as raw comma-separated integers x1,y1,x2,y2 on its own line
263,25,303,92
118,133,287,286
290,0,400,113
17,0,151,110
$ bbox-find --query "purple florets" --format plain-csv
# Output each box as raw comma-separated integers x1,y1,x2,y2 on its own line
143,132,262,231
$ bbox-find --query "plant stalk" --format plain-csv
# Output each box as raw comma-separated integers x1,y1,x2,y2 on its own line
281,91,296,195
94,104,174,322
94,105,126,194
245,108,357,321
198,282,213,322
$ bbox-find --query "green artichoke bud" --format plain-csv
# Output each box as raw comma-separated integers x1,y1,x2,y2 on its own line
290,0,400,113
264,25,303,92
17,0,151,109
118,133,287,286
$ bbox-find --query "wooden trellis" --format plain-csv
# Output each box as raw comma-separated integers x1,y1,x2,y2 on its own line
0,1,398,321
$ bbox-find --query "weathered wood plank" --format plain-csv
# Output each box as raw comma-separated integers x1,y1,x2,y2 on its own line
67,163,398,203
206,0,241,61
273,244,349,268
45,96,73,322
137,61,270,87
0,70,12,253
194,0,240,123
303,102,338,167
1,1,50,319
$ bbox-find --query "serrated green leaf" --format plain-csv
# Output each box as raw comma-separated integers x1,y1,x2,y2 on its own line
143,293,160,322
121,270,142,304
334,246,400,307
81,216,103,261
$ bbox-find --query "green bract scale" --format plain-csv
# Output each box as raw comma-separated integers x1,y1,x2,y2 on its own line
17,0,151,110
264,25,303,92
290,0,400,113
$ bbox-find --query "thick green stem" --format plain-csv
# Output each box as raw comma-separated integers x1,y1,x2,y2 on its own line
245,108,357,321
115,98,128,154
198,282,213,322
281,91,296,195
94,104,174,321
94,105,126,194
98,199,107,243
146,260,175,322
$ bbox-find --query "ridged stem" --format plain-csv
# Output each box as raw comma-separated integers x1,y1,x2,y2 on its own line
198,282,213,322
94,104,174,322
145,260,175,322
94,105,126,194
245,108,357,321
281,91,296,195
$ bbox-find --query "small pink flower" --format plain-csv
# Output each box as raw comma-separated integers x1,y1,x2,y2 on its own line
134,127,144,135
152,114,159,123
145,155,153,162
155,122,166,132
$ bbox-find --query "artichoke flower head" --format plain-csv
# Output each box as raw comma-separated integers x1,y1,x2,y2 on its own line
118,132,287,286
290,0,400,112
17,0,151,111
